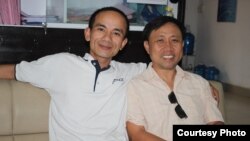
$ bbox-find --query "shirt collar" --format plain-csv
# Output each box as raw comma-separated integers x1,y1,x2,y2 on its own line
83,53,95,62
83,53,111,70
146,62,186,82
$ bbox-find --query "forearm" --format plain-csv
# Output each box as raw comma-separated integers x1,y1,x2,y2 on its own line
127,122,166,141
207,121,224,125
0,64,16,79
129,131,166,141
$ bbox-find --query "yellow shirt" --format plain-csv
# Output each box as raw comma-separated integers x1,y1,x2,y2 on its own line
126,63,224,141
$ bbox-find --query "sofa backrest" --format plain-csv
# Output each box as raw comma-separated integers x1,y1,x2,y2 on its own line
0,80,50,141
0,79,225,141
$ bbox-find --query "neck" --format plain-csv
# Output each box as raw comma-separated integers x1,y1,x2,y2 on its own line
93,56,111,69
154,67,177,90
89,52,111,69
97,58,111,69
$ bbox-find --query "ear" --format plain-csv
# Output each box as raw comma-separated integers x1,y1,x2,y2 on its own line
84,27,91,41
120,38,128,51
144,41,150,54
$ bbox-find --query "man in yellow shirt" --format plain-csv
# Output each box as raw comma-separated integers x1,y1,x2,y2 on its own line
126,16,224,141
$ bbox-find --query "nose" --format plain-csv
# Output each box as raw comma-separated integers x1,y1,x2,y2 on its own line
103,31,112,41
163,40,173,50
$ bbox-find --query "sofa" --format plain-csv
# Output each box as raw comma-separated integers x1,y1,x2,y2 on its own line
0,79,225,141
0,80,49,141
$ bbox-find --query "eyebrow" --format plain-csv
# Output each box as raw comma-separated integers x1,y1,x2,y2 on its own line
94,23,125,37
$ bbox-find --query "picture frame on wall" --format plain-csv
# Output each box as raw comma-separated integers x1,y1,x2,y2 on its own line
217,0,237,22
127,0,168,5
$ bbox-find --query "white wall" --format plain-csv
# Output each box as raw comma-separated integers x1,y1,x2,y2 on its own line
67,0,123,9
21,0,46,15
185,0,250,89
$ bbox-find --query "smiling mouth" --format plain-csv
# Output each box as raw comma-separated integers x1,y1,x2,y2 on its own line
163,55,174,59
99,43,112,50
99,41,112,49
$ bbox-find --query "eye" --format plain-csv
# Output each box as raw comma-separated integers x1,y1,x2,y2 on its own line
96,26,105,32
112,30,123,38
172,39,179,42
156,39,165,45
171,38,181,44
113,31,122,37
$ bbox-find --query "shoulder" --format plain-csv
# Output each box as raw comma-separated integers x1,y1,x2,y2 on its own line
112,61,147,69
128,67,151,85
36,52,82,63
185,70,207,81
111,61,147,73
184,71,210,87
47,52,81,60
17,53,83,69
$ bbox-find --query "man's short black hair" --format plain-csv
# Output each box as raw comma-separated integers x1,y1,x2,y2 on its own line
88,7,130,38
142,16,186,41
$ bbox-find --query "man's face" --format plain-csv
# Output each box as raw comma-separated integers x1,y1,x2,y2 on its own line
84,11,128,61
144,23,184,71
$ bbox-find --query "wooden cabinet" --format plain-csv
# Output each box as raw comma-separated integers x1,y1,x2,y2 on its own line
0,26,150,64
0,26,85,63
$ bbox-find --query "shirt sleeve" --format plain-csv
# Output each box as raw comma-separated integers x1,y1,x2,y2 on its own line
15,54,62,89
126,80,146,126
202,80,224,123
128,62,147,78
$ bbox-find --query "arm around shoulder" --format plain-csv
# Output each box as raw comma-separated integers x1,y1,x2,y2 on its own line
0,64,16,79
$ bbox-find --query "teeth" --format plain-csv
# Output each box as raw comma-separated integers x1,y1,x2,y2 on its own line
163,55,173,59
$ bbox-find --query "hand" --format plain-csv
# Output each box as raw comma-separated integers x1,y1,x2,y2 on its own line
210,84,220,107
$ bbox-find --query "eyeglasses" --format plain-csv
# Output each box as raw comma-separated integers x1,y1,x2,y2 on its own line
168,91,188,119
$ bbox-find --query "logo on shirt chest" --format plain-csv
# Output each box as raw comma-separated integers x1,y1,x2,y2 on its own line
112,78,124,84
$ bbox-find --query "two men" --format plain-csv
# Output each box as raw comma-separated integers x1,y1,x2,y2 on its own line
0,7,223,141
